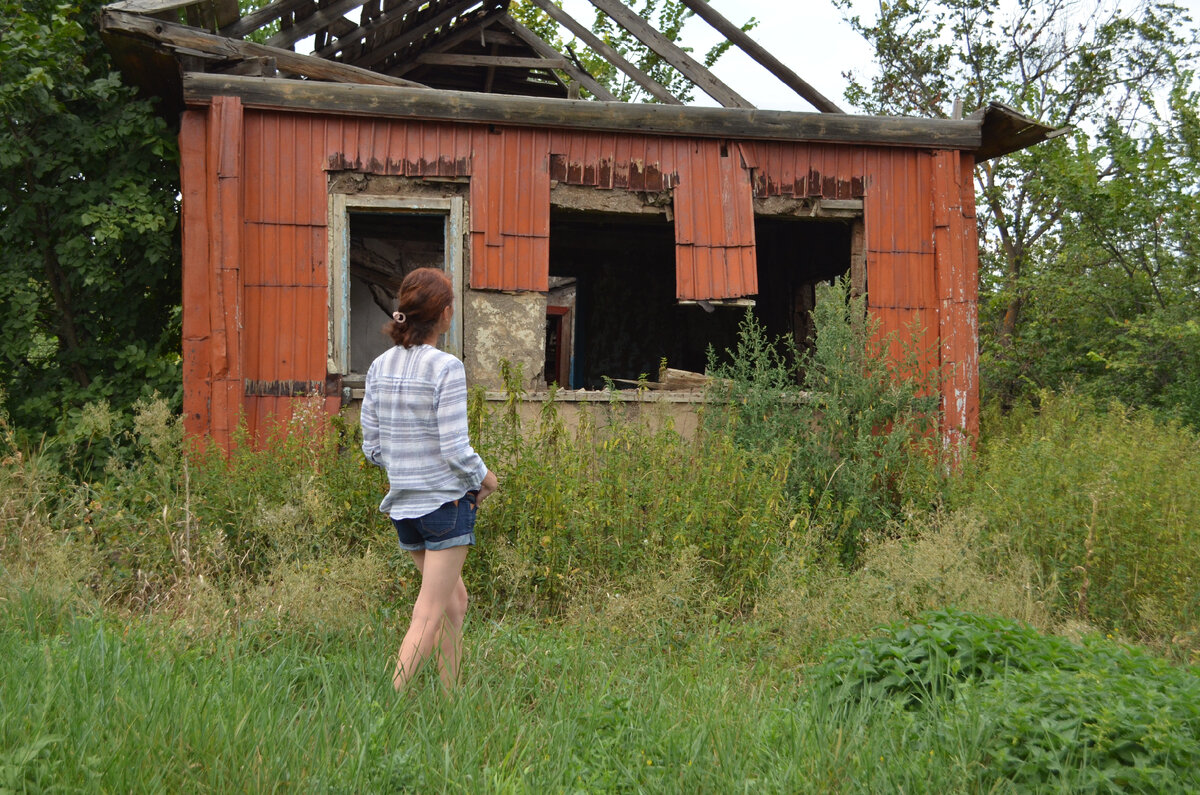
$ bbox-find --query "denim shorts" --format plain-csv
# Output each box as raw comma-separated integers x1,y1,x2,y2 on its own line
391,491,478,552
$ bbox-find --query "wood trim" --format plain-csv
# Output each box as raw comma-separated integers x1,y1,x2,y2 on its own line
183,73,984,149
585,0,752,108
677,0,844,114
527,0,682,105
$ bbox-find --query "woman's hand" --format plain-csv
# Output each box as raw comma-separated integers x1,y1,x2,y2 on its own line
477,470,499,504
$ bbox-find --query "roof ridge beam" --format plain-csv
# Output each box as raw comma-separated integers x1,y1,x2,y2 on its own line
585,0,752,108
677,0,844,113
526,0,681,105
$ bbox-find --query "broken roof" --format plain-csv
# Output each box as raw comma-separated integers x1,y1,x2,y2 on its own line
99,0,1060,160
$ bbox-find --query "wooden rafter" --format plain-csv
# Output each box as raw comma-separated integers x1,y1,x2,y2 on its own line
100,8,427,87
315,0,482,61
526,0,681,105
585,0,752,108
266,0,369,49
220,0,313,39
390,7,509,77
499,15,617,101
677,0,844,114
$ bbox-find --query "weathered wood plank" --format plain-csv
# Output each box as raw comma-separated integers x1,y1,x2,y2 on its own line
677,0,844,113
413,53,568,69
100,9,427,87
499,16,617,101
527,0,682,105
350,2,468,68
266,0,370,49
183,73,984,149
391,12,508,76
585,0,752,108
105,0,204,14
220,0,314,39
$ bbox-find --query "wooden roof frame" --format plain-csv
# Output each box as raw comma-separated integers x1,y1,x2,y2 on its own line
99,0,1061,160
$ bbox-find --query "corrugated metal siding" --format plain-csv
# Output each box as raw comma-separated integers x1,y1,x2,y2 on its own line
180,105,980,444
469,127,550,291
672,139,757,299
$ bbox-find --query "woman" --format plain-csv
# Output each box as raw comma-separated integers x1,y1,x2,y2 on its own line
360,267,499,692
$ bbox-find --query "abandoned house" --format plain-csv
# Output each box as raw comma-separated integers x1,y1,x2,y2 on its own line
98,0,1057,450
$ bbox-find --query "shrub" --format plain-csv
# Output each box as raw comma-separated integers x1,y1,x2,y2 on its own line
705,278,946,567
810,608,1200,793
960,391,1200,653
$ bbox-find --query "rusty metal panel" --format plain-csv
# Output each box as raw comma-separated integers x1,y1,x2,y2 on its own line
469,126,550,291
673,138,757,300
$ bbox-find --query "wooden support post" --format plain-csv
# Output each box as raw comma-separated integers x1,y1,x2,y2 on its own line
677,0,844,113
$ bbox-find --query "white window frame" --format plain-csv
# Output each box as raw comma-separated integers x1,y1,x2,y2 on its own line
327,193,465,373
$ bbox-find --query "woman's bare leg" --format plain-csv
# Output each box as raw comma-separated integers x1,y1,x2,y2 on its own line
394,546,470,691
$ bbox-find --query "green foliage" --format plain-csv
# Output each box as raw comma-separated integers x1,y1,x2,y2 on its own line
0,0,182,439
705,279,945,567
812,608,1200,793
959,393,1200,651
467,366,793,612
836,0,1200,421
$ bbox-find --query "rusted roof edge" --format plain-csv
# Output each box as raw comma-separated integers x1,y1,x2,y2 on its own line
183,73,984,150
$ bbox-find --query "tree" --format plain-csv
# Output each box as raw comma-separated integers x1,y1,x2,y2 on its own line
0,0,182,438
509,0,753,103
834,0,1200,419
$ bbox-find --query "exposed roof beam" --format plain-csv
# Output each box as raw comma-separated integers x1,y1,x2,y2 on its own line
106,0,206,13
220,0,314,39
526,0,681,105
677,0,844,114
99,8,427,87
316,0,479,61
390,9,509,77
183,73,985,151
353,2,481,69
266,0,369,49
413,53,569,69
499,15,617,101
585,0,752,108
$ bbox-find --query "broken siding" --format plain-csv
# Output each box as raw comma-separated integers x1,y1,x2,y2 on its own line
180,107,980,444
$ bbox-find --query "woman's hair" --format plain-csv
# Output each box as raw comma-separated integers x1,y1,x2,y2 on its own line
385,267,454,348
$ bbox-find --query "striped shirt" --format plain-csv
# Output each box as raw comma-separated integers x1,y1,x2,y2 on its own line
360,344,489,519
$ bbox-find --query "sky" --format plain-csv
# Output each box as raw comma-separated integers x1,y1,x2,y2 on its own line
556,0,1200,114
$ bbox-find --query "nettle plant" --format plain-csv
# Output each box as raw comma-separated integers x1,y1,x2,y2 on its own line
705,278,946,567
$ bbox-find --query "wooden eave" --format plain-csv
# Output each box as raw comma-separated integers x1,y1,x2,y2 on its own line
183,72,985,150
971,102,1066,161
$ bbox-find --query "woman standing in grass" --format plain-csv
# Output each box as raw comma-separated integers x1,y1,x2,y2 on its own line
360,267,499,692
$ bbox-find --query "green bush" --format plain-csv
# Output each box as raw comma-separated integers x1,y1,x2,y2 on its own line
811,608,1200,793
960,392,1200,650
705,278,946,567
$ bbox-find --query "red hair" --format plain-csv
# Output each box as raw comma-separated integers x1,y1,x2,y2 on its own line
386,268,454,348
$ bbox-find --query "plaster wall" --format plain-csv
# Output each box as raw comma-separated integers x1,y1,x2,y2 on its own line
464,289,547,389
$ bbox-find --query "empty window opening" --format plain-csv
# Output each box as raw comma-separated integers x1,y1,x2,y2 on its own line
548,208,743,389
327,193,465,378
347,212,444,372
751,216,854,378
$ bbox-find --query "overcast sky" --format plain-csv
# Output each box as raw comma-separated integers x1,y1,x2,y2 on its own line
556,0,1200,114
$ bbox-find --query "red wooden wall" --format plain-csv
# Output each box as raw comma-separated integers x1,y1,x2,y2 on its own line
180,98,978,450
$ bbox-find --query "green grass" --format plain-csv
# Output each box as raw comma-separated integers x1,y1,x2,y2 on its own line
3,589,1196,794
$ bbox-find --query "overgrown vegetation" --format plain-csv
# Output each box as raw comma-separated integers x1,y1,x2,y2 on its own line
4,279,1199,788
